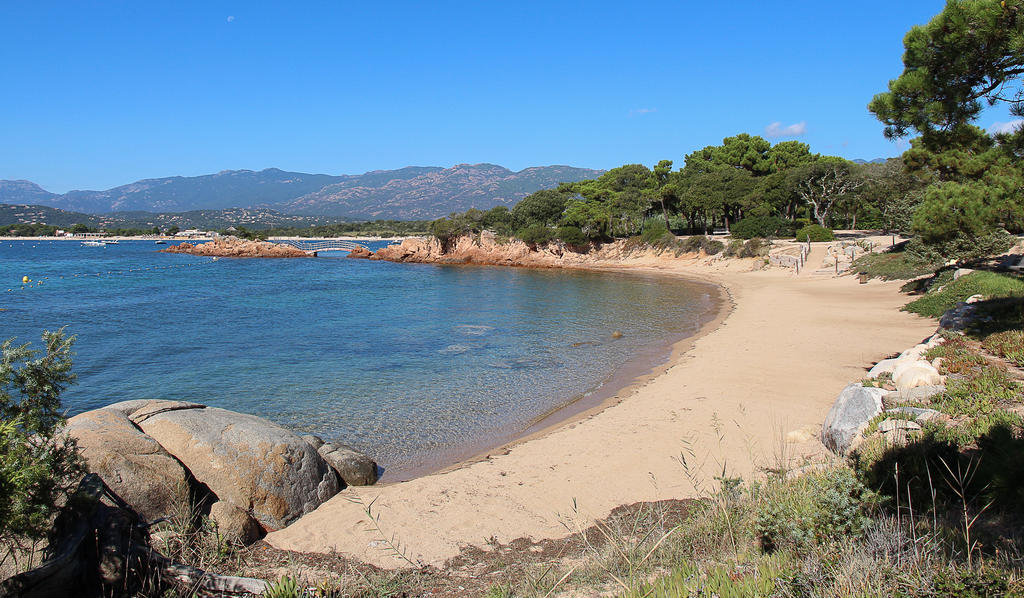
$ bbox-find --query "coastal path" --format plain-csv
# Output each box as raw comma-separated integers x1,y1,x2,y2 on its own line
270,239,369,255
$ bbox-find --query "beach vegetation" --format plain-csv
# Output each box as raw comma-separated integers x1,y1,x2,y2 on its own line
0,329,84,570
640,219,673,246
794,223,834,242
852,245,939,281
903,271,1024,318
982,330,1024,367
555,225,587,248
515,224,555,247
724,238,769,259
728,215,793,240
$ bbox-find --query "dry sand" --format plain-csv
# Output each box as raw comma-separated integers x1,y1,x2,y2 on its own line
266,254,936,567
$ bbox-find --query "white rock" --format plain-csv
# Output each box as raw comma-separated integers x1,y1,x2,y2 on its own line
868,358,899,379
894,363,942,391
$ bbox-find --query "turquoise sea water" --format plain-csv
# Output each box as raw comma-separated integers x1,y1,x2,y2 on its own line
1,240,717,479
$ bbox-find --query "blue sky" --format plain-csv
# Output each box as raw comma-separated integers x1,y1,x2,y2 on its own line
1,1,1012,193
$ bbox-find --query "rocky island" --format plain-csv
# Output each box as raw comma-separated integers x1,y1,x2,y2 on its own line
160,236,310,258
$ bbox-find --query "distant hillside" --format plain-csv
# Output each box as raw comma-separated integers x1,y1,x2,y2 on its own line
0,204,106,228
0,180,58,204
852,158,889,165
2,164,603,220
34,169,348,214
0,204,335,231
283,164,605,219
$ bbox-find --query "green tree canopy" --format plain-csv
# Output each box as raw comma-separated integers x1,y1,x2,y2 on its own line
684,133,774,176
868,0,1024,145
510,189,571,229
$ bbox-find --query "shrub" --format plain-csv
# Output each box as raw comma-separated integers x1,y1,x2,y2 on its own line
903,271,1024,318
640,220,672,246
852,249,939,281
795,224,834,242
724,238,770,259
906,228,1016,263
1,330,85,564
730,215,795,240
679,235,724,256
429,217,467,251
723,239,745,257
556,225,587,248
515,224,554,247
740,238,769,258
756,468,873,552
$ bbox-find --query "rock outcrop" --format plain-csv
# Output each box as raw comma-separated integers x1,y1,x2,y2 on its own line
160,237,310,258
135,406,339,531
63,400,374,544
368,232,764,271
64,408,191,523
345,246,373,259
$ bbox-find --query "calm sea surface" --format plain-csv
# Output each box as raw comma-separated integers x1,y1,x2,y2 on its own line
1,240,716,478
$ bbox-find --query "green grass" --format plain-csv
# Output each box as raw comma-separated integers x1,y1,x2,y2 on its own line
903,271,1024,318
852,250,938,281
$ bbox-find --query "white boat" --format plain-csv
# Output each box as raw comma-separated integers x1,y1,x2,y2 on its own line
100,239,119,245
81,241,105,247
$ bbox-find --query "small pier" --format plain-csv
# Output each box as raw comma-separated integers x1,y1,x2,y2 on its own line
270,239,369,256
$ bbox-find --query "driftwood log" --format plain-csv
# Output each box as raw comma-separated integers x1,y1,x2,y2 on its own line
0,474,267,598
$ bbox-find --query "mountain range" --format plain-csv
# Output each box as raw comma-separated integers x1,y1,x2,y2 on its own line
0,164,604,220
0,204,337,231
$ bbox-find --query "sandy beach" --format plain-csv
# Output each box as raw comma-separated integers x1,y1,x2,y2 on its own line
266,252,936,567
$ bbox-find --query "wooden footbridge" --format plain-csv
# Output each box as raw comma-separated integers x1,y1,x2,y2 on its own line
271,239,369,255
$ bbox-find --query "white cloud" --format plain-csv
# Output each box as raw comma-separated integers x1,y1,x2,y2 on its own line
628,108,656,117
226,15,235,22
990,119,1024,135
764,121,807,138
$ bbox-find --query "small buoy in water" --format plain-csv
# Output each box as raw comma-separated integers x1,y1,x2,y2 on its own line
22,276,29,283
611,330,624,339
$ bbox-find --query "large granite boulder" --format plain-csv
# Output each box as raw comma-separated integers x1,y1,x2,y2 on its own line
822,383,886,455
64,408,191,522
135,406,340,530
318,442,379,486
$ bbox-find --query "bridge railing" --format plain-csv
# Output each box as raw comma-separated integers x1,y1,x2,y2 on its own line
272,239,369,253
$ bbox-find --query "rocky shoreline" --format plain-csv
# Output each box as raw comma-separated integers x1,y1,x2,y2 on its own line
160,237,310,258
358,231,763,270
64,400,377,545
